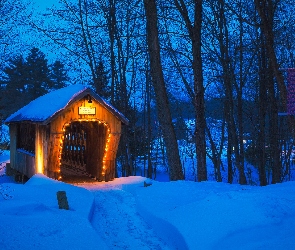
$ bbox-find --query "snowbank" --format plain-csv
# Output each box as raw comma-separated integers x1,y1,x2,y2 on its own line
1,174,295,249
0,174,107,250
135,180,295,250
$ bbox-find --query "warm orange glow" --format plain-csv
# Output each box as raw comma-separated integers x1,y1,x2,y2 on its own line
58,123,70,175
36,145,43,173
60,119,112,178
35,129,44,174
102,124,111,176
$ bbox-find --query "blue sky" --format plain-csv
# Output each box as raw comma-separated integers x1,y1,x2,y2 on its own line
33,0,59,11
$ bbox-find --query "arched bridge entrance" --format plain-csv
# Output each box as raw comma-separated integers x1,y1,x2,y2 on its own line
60,120,108,182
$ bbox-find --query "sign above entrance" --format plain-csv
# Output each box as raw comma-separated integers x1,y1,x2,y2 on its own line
79,107,96,115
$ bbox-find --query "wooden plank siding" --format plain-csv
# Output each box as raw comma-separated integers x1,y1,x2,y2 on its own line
47,97,122,181
35,124,50,176
6,86,127,182
15,151,35,178
9,123,36,178
8,124,17,173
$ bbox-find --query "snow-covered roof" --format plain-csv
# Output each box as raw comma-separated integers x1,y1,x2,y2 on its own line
4,84,129,125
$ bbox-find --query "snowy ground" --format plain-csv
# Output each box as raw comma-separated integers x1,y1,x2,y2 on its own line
1,158,295,249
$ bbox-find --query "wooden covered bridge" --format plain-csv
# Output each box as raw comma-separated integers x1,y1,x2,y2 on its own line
4,84,128,182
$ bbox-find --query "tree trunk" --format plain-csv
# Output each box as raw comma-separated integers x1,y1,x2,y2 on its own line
217,0,246,184
173,0,207,181
147,81,153,179
206,124,223,182
192,0,207,182
224,98,233,184
237,7,246,185
254,0,287,109
78,0,97,83
255,0,283,184
257,42,267,186
144,0,184,181
106,0,117,105
267,68,281,183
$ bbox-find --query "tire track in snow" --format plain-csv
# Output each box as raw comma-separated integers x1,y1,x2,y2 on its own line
90,189,170,250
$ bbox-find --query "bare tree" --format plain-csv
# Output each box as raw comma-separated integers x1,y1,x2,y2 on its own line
144,0,184,181
171,0,207,181
254,0,287,108
254,0,283,184
0,0,31,64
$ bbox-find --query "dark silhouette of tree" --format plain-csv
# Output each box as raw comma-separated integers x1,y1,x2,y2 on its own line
144,0,184,181
26,47,51,99
93,61,110,99
0,55,30,117
49,60,69,90
1,48,70,118
253,0,286,184
3,55,27,93
172,0,207,181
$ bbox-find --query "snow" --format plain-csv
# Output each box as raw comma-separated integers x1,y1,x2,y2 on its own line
4,84,129,125
4,84,87,123
1,167,295,250
0,173,107,250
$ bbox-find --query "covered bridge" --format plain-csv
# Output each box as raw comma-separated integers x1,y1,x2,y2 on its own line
4,84,128,182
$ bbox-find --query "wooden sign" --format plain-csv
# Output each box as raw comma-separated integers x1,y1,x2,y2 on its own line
56,191,69,210
78,107,96,115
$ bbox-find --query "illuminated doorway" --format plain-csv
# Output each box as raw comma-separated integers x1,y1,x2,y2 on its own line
60,121,108,182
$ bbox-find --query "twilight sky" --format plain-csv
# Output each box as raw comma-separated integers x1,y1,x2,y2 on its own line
33,0,59,11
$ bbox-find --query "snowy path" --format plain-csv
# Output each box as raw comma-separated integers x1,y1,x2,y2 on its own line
90,188,170,250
